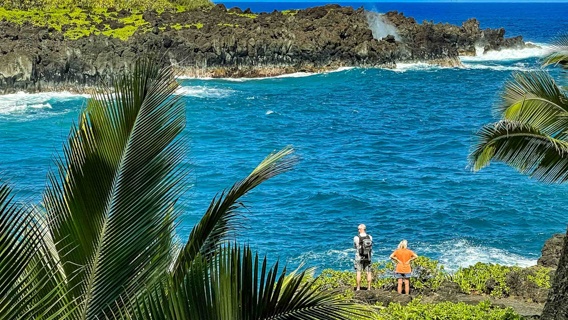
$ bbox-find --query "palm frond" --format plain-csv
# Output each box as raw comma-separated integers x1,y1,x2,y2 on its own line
43,59,187,318
500,71,568,117
0,184,72,319
470,120,568,183
172,146,297,283
501,97,568,138
122,245,365,320
543,35,568,69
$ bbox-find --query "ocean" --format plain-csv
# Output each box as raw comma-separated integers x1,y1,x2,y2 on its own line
1,2,567,272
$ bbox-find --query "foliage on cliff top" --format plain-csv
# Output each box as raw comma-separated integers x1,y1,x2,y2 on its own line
0,6,206,40
373,299,522,320
314,257,552,298
0,0,212,10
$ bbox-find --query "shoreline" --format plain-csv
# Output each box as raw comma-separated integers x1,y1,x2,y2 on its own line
0,4,529,94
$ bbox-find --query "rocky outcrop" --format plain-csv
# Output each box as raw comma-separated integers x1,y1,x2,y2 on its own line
541,229,568,320
0,4,528,93
538,233,565,269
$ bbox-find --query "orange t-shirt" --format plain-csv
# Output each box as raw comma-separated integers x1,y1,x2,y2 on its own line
392,248,416,273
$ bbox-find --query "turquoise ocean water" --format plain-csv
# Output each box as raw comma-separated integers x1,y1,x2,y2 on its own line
1,2,567,272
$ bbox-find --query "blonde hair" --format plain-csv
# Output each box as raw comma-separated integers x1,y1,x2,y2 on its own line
397,240,408,249
358,224,366,231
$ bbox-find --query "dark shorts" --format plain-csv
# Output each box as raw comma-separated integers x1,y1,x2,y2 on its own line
394,272,411,279
354,259,371,272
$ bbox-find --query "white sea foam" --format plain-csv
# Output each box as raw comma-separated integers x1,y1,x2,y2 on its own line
174,86,235,98
460,62,534,72
389,62,442,73
0,91,88,116
287,239,536,273
419,239,537,272
177,67,355,82
460,43,551,62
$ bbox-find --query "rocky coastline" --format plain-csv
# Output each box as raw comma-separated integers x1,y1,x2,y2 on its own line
0,4,530,93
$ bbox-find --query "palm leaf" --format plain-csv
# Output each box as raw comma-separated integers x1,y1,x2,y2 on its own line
43,59,186,318
123,245,365,320
543,35,568,69
172,146,297,283
500,71,568,118
0,184,72,319
470,120,568,183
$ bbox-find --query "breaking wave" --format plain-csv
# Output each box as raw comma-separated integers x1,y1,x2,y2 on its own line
460,43,550,62
418,239,537,272
286,239,537,273
177,67,355,82
175,86,235,98
0,91,88,121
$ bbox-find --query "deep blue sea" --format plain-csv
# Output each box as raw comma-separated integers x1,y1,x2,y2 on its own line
1,2,567,272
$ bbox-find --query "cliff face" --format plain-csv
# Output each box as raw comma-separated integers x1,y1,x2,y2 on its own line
0,4,527,93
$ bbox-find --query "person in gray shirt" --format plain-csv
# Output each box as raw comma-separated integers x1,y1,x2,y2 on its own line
353,224,373,291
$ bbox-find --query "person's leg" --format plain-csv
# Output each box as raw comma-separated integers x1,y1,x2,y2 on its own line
356,270,361,290
404,279,410,295
366,270,372,290
397,278,402,294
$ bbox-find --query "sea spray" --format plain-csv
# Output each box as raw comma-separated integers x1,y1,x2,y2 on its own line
365,11,401,41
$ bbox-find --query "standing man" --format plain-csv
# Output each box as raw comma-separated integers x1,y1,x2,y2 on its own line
354,224,373,291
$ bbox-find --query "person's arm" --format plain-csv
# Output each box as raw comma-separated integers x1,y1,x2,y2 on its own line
408,251,418,263
390,252,401,264
353,236,359,249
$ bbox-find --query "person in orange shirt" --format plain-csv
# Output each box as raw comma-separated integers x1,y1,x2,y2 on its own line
389,240,418,295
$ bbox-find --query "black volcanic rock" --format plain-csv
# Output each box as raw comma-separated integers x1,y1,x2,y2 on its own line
0,5,529,93
538,233,566,269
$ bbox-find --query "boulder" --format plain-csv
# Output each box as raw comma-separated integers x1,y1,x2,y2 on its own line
538,233,566,269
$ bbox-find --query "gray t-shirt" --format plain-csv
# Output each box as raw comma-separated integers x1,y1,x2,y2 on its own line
354,233,373,261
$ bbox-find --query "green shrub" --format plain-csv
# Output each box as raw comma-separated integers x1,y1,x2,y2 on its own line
452,262,521,297
526,266,552,289
373,299,522,320
311,269,355,300
411,256,447,290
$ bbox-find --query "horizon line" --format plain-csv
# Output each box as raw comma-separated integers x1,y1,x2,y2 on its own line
218,1,568,3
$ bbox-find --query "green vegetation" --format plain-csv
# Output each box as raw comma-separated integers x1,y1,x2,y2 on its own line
0,7,205,40
0,0,212,11
453,263,519,297
228,11,257,19
314,257,551,299
0,60,363,319
469,39,568,317
282,9,298,16
218,22,239,27
374,299,522,320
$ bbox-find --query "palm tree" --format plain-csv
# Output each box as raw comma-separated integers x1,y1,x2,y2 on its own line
470,39,568,319
0,60,363,319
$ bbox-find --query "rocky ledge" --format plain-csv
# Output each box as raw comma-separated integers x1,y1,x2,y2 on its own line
0,4,529,93
349,233,566,319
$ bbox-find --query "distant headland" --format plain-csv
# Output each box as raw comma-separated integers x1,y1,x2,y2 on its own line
0,3,531,93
